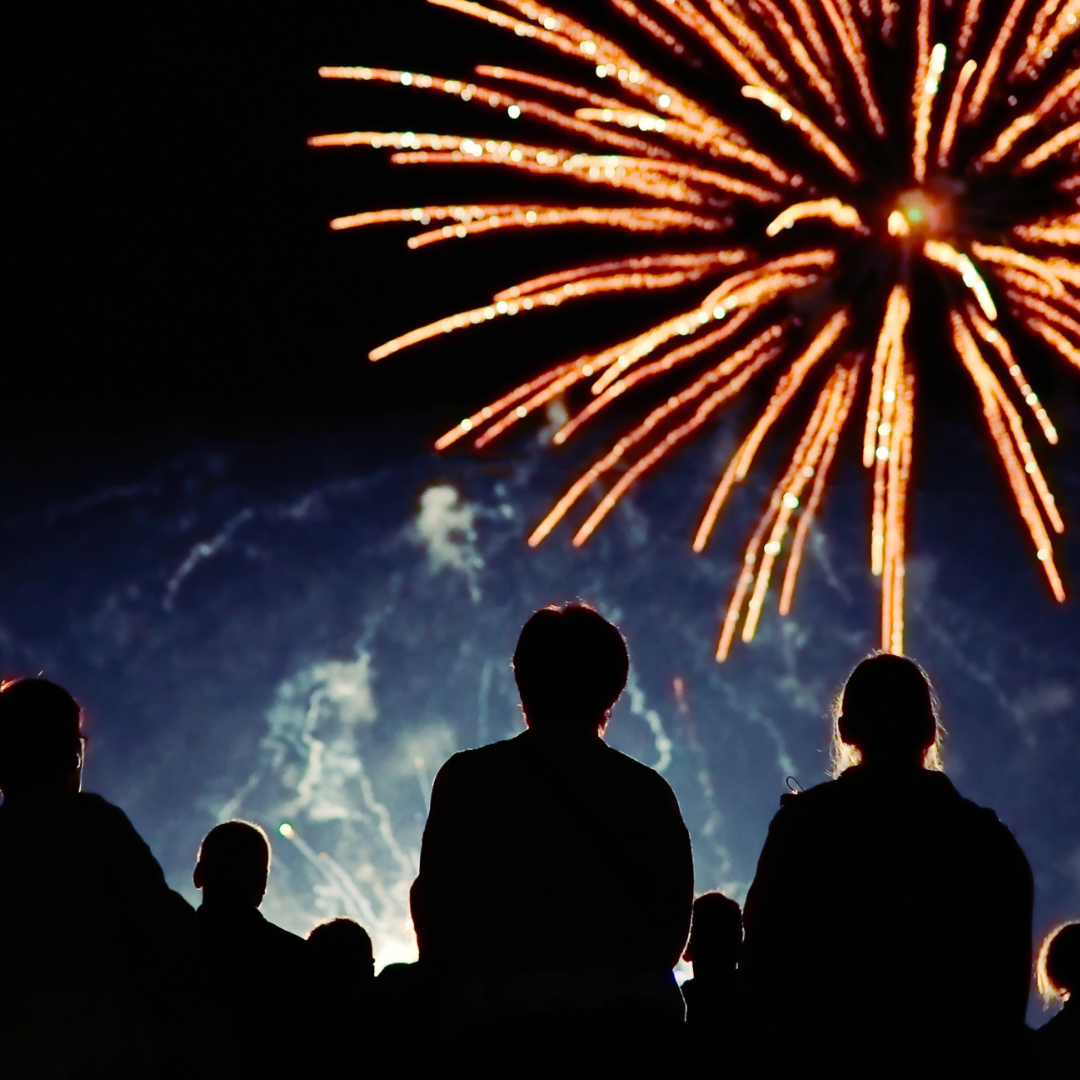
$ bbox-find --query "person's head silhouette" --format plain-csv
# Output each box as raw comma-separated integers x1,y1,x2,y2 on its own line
832,653,943,774
1037,921,1080,1004
194,820,271,909
308,918,375,979
512,603,629,735
0,678,86,802
684,891,742,979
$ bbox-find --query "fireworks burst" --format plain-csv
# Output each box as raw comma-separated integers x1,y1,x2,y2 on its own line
312,0,1078,659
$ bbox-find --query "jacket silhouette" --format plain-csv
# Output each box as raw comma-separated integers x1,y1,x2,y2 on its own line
742,765,1032,1067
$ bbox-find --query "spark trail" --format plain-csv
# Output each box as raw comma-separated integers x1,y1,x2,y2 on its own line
313,0,1078,658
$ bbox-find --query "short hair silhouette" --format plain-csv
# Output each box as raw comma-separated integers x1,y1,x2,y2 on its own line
684,891,742,971
194,820,270,905
308,917,374,968
512,603,629,732
1037,921,1080,1003
832,652,943,774
0,678,85,795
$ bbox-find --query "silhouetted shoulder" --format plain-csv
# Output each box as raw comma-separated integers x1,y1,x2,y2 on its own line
773,766,1016,819
74,792,170,881
758,768,1030,875
266,916,307,950
430,739,515,778
438,732,673,784
0,790,170,898
597,740,680,788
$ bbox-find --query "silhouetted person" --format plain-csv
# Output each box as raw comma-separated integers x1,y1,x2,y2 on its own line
307,918,375,1068
741,654,1033,1073
308,916,375,973
681,892,742,1051
411,603,693,1063
0,677,194,1078
1034,921,1079,1066
192,820,306,1078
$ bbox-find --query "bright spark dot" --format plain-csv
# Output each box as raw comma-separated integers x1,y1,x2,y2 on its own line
278,823,295,839
782,493,800,509
580,40,596,55
876,446,891,461
507,104,521,119
658,94,671,108
764,540,782,555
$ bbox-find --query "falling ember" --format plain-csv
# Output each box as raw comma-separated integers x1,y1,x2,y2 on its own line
313,1,1078,659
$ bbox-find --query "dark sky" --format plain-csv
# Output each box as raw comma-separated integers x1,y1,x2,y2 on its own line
13,1,626,438
12,1,1075,444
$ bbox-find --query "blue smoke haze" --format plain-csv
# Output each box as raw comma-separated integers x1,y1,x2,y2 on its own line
1,408,1076,1019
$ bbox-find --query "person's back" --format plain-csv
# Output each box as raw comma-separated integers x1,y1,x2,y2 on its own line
415,730,690,979
0,678,194,1077
1033,922,1080,1067
741,655,1032,1072
410,604,693,1059
191,820,307,1078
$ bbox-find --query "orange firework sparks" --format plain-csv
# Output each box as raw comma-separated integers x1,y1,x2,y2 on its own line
313,0,1079,659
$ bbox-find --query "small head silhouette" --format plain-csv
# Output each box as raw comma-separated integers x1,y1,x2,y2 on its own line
194,820,271,908
308,918,375,978
512,603,629,734
0,678,86,800
832,653,943,774
684,891,742,977
1037,921,1080,1003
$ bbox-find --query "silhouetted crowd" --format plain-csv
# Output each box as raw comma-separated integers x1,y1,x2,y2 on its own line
0,604,1075,1077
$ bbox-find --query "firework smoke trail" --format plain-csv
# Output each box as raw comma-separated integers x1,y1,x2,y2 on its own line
313,0,1079,659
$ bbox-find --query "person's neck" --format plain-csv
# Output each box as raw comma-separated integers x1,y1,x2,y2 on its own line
856,755,927,773
199,892,263,914
524,717,604,741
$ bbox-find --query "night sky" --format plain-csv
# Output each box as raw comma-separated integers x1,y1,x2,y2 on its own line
7,0,1079,1020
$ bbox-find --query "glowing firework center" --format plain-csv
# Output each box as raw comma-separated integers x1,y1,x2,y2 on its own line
887,190,948,237
312,0,1078,659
